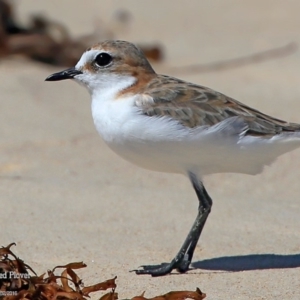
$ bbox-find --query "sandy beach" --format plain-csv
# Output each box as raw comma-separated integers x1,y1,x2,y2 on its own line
1,1,300,299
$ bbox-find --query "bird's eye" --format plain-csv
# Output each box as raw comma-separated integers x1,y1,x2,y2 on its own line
94,53,112,67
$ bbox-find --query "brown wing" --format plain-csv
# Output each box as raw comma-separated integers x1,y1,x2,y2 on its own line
137,75,300,136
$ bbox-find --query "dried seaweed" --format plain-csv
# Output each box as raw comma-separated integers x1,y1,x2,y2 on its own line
131,288,206,300
0,243,116,300
0,243,206,300
0,0,163,66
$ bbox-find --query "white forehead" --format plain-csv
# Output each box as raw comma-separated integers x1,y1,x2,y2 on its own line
75,49,107,69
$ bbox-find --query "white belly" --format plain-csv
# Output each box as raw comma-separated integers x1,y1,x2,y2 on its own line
92,96,300,177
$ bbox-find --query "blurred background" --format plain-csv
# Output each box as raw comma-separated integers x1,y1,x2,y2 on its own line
1,1,300,299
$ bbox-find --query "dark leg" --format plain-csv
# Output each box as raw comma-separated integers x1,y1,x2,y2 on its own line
134,172,213,276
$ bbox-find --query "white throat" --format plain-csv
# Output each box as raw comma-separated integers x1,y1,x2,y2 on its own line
76,72,136,98
88,74,138,143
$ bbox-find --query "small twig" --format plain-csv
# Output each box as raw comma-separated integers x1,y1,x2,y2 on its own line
168,42,298,74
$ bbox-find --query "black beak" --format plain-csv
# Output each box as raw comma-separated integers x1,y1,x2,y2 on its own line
45,67,83,81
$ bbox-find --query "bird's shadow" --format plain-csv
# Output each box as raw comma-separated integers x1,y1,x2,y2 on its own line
191,253,300,271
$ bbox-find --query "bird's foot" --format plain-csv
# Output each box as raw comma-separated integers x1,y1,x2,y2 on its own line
132,254,191,276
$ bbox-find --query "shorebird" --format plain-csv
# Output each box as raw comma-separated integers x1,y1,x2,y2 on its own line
46,40,300,276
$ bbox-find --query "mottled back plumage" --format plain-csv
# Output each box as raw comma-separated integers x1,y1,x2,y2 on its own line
135,75,300,137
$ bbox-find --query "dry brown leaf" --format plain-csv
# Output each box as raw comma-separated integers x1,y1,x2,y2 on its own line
45,270,58,284
82,276,117,297
0,243,17,258
32,284,58,300
61,269,74,293
29,273,45,285
52,262,87,272
65,268,82,290
99,292,118,300
56,291,85,300
131,291,146,300
131,288,206,300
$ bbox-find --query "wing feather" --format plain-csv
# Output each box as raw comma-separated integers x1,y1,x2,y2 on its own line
135,75,300,136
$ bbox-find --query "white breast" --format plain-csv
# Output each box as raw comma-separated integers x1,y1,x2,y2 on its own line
91,89,189,174
91,90,239,176
91,88,300,177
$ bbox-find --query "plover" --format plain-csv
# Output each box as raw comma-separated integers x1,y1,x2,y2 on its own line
46,40,300,276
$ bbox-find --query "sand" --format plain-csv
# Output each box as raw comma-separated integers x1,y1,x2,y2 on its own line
1,1,300,299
